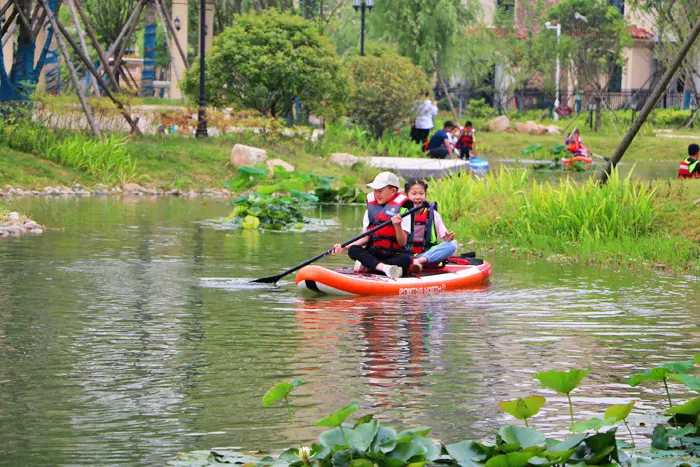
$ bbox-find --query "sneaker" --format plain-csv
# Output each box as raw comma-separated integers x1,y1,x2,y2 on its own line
382,265,403,279
353,260,369,273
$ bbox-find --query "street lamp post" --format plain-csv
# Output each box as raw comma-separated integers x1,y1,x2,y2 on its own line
353,0,374,56
195,0,208,137
545,21,561,121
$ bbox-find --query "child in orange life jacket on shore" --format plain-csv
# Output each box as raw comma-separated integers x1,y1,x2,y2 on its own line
456,121,476,160
404,180,457,273
331,172,414,278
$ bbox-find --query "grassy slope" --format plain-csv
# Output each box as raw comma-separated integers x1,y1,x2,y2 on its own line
0,133,381,190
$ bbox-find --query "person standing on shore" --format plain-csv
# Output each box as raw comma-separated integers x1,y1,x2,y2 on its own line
411,92,438,145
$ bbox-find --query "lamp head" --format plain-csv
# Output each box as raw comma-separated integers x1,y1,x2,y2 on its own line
353,0,360,10
174,16,181,31
367,0,374,8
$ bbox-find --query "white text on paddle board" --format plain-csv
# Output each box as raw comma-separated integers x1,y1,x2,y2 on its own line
398,285,446,296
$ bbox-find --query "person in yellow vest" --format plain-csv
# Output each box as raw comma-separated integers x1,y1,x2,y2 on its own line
332,172,414,278
403,179,457,273
679,144,700,179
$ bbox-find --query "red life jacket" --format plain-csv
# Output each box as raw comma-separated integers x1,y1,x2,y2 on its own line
458,129,474,149
366,191,410,252
407,206,438,254
678,157,700,179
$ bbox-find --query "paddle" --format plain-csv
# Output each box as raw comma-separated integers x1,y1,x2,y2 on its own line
252,201,428,284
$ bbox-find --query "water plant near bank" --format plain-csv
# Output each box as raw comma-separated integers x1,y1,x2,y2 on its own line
174,355,699,466
430,168,700,274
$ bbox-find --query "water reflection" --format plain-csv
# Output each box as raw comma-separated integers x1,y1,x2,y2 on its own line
0,198,697,466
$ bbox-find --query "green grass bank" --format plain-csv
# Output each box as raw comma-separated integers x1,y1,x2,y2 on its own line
431,169,700,274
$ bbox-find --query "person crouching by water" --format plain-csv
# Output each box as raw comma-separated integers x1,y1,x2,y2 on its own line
332,172,414,278
425,121,456,159
679,143,700,179
403,179,457,273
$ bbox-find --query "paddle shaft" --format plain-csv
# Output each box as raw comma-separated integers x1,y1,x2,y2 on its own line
252,202,427,283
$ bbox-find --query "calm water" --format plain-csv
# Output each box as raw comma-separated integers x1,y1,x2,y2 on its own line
0,197,698,466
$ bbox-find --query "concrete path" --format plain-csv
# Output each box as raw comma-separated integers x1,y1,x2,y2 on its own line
362,156,470,179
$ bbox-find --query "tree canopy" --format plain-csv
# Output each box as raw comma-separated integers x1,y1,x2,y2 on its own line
182,9,348,118
346,53,429,137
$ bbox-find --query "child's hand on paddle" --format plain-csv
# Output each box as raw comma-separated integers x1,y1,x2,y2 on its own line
331,243,345,254
391,214,402,226
444,231,455,241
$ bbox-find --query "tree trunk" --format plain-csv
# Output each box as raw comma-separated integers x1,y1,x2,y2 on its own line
596,17,700,184
37,0,100,136
594,96,602,132
432,56,459,122
45,0,143,135
140,0,156,96
67,0,100,96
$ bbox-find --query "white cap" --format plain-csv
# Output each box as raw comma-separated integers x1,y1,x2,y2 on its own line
366,172,400,190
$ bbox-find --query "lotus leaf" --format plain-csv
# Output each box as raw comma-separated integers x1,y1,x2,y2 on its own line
570,418,612,433
628,360,695,387
348,459,374,467
256,185,278,195
316,403,360,428
548,434,586,452
446,440,495,465
262,378,305,407
353,419,379,451
605,401,636,422
243,215,261,229
484,452,537,467
521,144,542,155
371,426,397,453
353,414,374,428
498,425,546,448
668,397,700,415
670,374,700,392
498,396,546,421
395,427,432,443
387,436,427,462
535,367,591,394
319,428,363,449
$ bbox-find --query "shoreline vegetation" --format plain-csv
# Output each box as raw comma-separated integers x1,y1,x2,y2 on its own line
1,111,698,275
433,169,700,275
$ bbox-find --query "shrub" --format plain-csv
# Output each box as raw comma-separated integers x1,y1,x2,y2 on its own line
653,107,692,127
438,95,460,112
346,54,429,137
182,9,348,119
465,97,494,119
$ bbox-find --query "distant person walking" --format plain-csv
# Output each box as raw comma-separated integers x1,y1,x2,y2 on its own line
411,92,438,144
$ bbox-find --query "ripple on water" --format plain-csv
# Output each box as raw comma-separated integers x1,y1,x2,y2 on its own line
0,199,697,466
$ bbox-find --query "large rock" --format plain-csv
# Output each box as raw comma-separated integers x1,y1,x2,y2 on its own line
514,122,529,133
231,144,267,168
546,125,562,135
122,183,145,193
267,158,295,174
523,121,540,133
486,115,510,132
330,153,359,168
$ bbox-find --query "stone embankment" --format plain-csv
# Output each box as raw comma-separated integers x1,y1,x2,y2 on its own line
0,184,236,199
0,211,44,238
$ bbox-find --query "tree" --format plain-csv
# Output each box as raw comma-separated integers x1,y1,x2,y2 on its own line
84,0,138,46
628,1,700,126
548,0,630,131
370,0,477,121
346,53,430,137
182,9,348,118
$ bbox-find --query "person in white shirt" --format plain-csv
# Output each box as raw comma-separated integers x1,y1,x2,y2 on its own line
410,92,438,144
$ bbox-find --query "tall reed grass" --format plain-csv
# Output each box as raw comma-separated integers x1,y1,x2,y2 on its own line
45,134,138,183
309,122,425,158
428,168,698,270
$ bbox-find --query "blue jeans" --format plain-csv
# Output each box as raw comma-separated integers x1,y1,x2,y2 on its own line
415,240,457,266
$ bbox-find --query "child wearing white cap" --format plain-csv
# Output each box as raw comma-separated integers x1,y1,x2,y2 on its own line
332,172,414,278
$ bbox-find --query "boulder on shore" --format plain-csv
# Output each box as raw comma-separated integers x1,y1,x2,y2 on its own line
485,115,510,132
267,158,295,174
330,153,359,168
231,144,267,168
122,183,146,193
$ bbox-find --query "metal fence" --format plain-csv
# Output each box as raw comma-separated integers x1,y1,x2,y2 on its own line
445,87,691,114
